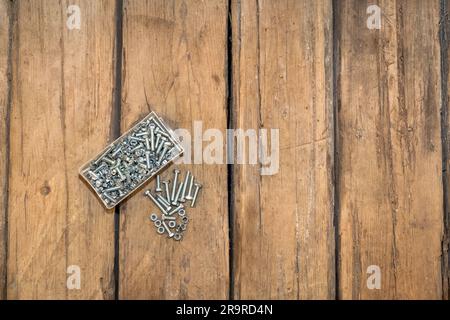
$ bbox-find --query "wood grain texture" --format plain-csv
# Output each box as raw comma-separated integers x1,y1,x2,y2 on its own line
119,0,229,299
0,0,11,300
7,0,116,299
231,0,335,299
337,0,444,299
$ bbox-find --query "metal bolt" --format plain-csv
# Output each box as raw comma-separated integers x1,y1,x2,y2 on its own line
185,175,195,200
171,169,180,202
179,171,190,203
145,137,151,150
145,151,151,169
155,175,162,192
116,168,126,181
161,221,174,237
130,136,145,142
156,195,171,212
162,214,176,221
104,186,122,193
103,157,115,165
157,194,172,208
167,204,184,216
111,146,122,158
144,190,168,214
190,183,202,207
155,136,165,154
150,124,155,151
88,171,99,180
158,142,171,162
162,180,171,203
173,182,184,205
135,132,148,137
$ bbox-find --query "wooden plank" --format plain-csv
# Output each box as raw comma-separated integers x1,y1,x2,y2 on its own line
7,0,116,299
0,0,11,300
119,0,229,299
337,0,443,299
231,0,335,299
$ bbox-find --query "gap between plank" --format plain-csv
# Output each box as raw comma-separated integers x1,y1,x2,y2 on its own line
332,0,341,301
439,0,449,301
226,0,235,301
112,0,124,301
3,0,17,301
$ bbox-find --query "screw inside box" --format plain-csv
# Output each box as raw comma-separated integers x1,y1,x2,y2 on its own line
79,112,184,209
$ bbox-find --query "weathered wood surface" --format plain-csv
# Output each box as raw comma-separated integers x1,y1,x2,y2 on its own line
118,0,229,299
0,0,448,300
231,0,335,299
337,0,444,299
0,0,11,300
7,0,116,299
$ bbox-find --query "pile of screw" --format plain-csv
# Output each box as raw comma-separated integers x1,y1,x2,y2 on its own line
80,113,183,209
145,169,202,241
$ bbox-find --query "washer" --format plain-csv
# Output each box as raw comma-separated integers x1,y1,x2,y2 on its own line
174,233,182,241
157,226,165,234
168,221,176,228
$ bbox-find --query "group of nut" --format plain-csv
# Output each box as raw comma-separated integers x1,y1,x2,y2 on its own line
80,115,183,208
145,169,202,241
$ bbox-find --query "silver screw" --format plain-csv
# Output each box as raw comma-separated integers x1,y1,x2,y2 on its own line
161,221,174,237
156,195,171,212
173,182,184,205
171,169,180,202
104,186,122,193
111,146,122,158
157,194,172,209
144,190,168,214
190,183,202,207
145,151,151,169
155,134,162,153
185,175,195,200
158,142,171,162
150,124,155,151
179,171,190,203
162,214,176,221
162,180,171,203
155,175,162,192
167,204,184,216
88,171,99,180
155,136,166,154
